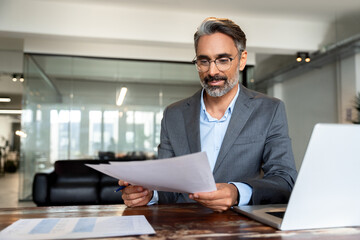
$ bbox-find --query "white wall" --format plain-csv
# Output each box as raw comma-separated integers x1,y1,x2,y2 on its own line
339,55,357,123
269,52,360,170
357,53,360,93
267,83,283,101
0,51,23,74
274,63,338,170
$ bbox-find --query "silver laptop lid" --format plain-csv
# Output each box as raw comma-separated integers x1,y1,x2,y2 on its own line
281,123,360,230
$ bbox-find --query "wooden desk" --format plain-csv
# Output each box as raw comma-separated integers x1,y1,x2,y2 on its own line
1,203,360,239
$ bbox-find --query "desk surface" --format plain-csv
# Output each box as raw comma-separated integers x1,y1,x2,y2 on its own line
1,203,359,239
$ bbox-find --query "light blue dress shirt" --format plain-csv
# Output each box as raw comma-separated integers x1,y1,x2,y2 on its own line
149,87,252,206
200,87,252,206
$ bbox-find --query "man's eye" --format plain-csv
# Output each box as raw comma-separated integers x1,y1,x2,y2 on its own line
217,58,229,64
198,60,209,65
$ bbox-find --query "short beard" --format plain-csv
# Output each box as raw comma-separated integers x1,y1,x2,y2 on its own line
200,71,239,97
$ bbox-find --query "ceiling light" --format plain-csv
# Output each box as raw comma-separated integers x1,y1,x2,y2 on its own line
296,52,311,63
0,97,11,102
116,87,128,106
19,74,24,82
0,110,22,114
12,74,17,82
15,130,27,138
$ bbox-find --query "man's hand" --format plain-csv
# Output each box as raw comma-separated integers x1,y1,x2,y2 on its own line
189,183,239,212
118,180,153,207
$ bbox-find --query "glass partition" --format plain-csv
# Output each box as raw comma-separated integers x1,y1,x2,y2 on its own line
19,54,200,200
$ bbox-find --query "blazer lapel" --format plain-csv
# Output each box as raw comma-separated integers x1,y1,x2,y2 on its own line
213,86,257,175
183,90,202,154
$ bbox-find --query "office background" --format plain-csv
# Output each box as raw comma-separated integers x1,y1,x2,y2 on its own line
0,0,360,202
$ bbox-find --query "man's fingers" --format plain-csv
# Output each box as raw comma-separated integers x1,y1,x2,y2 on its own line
190,191,218,201
191,184,236,201
193,198,232,212
124,195,146,207
189,183,239,212
196,197,233,207
121,187,147,200
120,186,153,207
199,191,217,199
123,191,152,208
130,195,147,206
118,180,129,186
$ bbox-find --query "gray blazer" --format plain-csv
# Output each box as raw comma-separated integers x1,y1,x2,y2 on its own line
157,84,297,205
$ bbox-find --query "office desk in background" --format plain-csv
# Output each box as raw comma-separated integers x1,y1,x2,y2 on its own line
1,203,360,239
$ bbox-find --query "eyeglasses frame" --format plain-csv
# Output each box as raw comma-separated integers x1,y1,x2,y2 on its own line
192,51,243,73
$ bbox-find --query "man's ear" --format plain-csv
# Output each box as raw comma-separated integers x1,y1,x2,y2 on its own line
239,50,247,71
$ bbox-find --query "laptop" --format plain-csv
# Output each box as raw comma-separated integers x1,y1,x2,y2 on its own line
233,123,360,230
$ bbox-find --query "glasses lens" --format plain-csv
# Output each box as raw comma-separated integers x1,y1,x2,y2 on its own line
215,58,231,71
194,57,233,72
195,60,209,72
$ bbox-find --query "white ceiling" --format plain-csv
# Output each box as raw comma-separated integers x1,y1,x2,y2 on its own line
1,0,359,57
52,0,360,22
1,0,360,76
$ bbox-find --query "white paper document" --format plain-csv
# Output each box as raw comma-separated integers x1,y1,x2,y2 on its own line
86,151,217,193
0,215,155,240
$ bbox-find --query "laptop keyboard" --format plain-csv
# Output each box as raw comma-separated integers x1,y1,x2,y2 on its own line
266,211,285,219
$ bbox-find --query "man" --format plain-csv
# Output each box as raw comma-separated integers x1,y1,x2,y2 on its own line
119,17,297,212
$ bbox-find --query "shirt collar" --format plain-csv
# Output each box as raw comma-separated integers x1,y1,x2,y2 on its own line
200,84,240,121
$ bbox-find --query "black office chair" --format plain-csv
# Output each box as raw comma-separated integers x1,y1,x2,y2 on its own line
98,151,115,160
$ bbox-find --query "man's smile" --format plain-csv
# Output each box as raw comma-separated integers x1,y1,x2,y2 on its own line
204,75,227,85
207,79,225,86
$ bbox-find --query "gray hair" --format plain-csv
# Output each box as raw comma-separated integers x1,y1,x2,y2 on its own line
194,17,246,54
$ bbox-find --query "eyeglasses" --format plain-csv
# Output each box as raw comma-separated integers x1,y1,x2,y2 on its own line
192,52,240,73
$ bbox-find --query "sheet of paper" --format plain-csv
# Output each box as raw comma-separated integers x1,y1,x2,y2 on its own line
86,151,216,193
0,215,155,240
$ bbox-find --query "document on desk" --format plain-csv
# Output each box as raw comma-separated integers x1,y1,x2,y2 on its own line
86,151,217,193
0,215,155,239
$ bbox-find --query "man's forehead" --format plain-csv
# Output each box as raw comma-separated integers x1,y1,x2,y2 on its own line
196,53,232,59
196,33,238,55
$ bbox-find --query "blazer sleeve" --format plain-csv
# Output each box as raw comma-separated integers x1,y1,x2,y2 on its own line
157,107,175,159
244,101,298,205
157,106,193,204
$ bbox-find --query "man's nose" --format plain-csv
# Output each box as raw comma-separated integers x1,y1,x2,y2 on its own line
208,61,220,76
